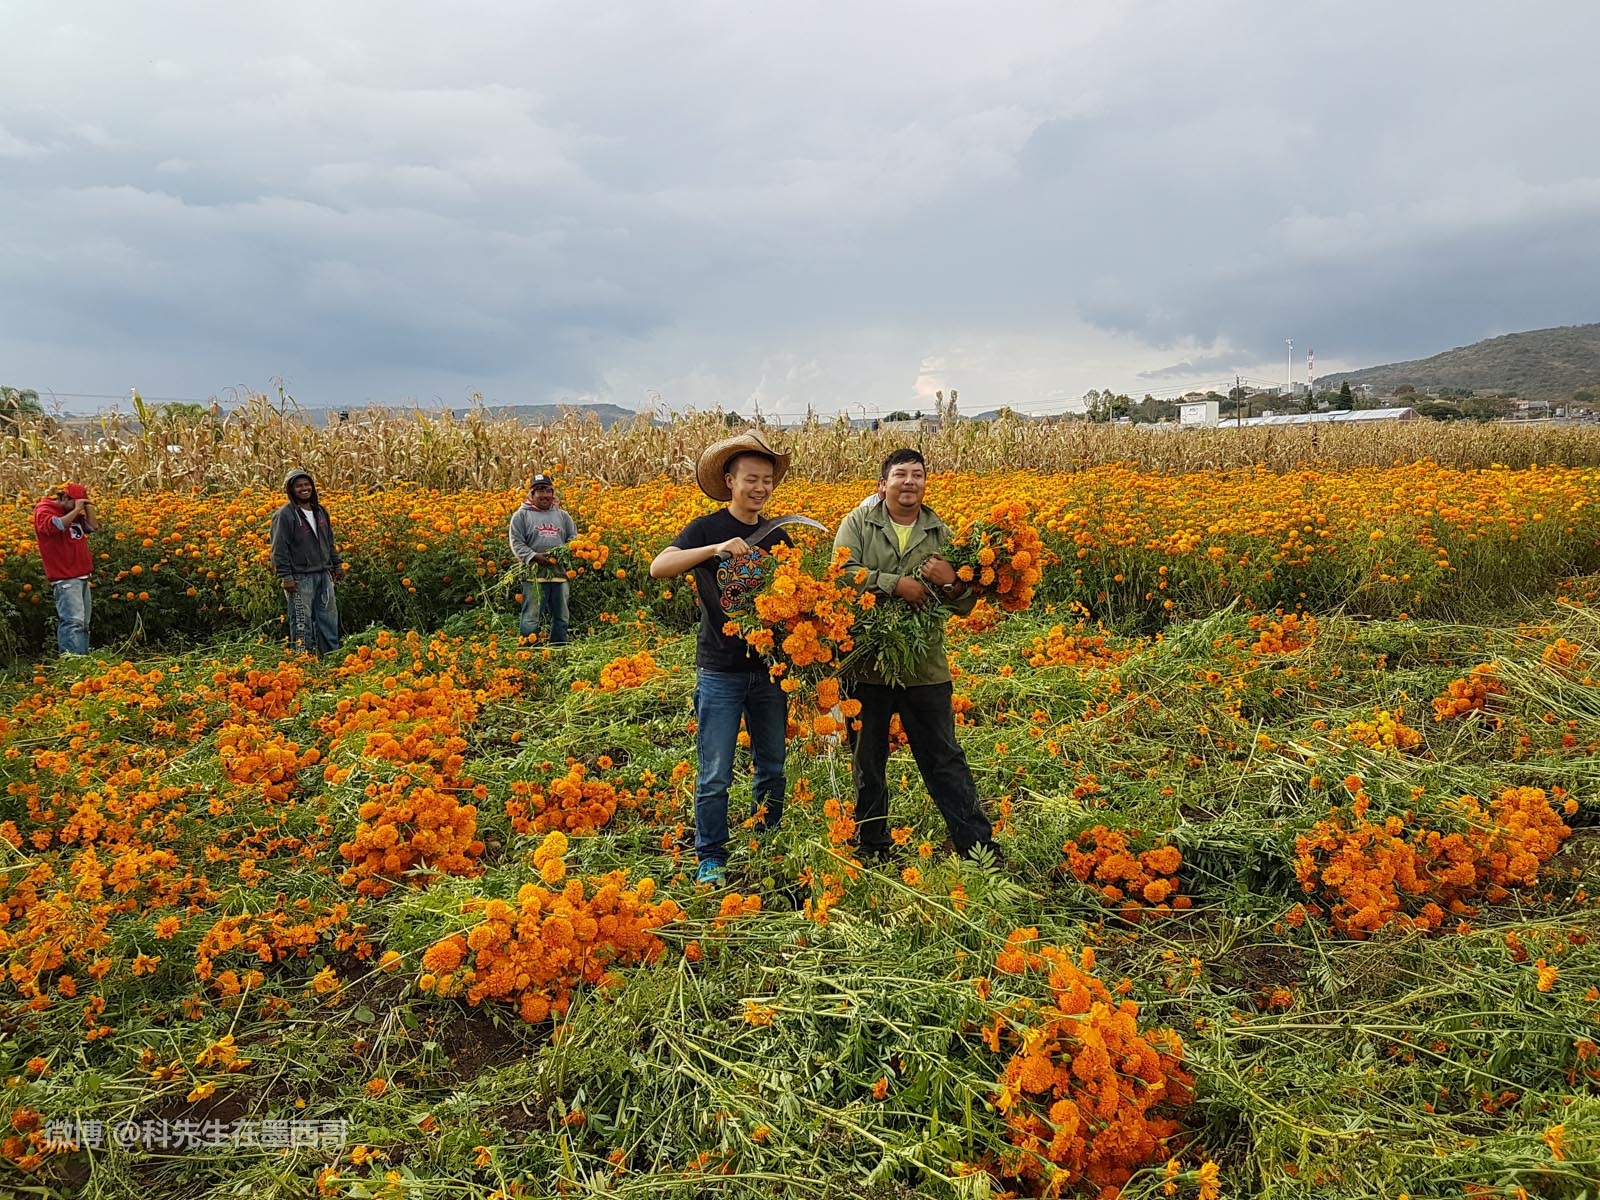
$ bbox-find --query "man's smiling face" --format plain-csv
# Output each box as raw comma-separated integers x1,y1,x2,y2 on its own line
880,461,926,514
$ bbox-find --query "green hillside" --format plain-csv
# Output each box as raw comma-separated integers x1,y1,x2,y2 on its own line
1319,323,1600,402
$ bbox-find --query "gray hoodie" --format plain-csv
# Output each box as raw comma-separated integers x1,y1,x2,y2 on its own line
508,502,577,581
270,469,342,577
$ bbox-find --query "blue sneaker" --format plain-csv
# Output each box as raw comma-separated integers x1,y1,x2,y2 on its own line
695,860,727,886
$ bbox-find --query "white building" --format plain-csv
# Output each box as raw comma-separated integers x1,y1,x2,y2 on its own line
1178,399,1220,427
1228,407,1419,428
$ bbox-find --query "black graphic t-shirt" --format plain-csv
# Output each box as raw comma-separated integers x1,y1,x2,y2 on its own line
670,509,793,671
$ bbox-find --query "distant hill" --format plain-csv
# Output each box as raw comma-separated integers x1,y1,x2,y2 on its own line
470,403,641,429
1318,324,1600,402
302,402,642,429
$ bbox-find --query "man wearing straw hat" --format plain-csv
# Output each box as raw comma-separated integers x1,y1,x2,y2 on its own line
650,431,795,885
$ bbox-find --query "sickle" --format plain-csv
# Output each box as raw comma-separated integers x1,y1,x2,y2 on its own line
715,514,829,560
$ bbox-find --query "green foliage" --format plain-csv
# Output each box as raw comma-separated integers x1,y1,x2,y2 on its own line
1319,322,1600,404
1414,399,1462,422
1462,394,1514,422
0,385,43,431
842,600,949,686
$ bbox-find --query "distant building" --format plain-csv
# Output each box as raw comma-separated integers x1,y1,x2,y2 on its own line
1178,399,1220,427
1229,407,1419,428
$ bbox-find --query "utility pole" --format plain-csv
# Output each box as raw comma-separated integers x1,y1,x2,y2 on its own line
1236,375,1242,427
1285,339,1293,404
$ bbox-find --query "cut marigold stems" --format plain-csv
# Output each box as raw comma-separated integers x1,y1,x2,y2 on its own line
989,928,1193,1194
1294,783,1572,937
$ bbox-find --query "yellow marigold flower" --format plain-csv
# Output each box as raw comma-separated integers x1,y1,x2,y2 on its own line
1535,958,1558,992
742,1000,776,1026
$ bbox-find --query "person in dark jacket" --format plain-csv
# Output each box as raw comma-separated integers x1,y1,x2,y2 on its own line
269,469,342,654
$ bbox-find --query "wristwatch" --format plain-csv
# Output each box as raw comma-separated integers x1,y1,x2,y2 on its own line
913,563,966,602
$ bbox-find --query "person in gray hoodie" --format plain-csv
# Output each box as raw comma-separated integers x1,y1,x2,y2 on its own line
507,472,578,644
269,468,342,654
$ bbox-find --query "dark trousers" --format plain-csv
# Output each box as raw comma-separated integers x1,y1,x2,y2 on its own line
847,680,993,854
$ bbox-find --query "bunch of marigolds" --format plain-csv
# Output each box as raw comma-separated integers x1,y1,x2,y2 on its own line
803,675,861,742
417,832,682,1023
595,651,662,691
1340,707,1424,754
1062,826,1190,920
337,773,484,898
1027,624,1130,671
1248,611,1317,656
1294,777,1574,936
989,928,1193,1196
326,670,490,897
505,764,629,838
1431,663,1505,723
942,501,1048,612
217,720,320,805
725,544,863,679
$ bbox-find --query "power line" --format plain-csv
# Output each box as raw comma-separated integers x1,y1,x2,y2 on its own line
37,391,214,404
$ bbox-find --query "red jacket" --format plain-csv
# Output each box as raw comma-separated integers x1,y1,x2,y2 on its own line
33,498,94,582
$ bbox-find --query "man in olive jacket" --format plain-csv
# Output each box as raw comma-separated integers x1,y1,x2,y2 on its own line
833,448,997,862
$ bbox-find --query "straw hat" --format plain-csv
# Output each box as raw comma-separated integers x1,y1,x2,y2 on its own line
694,431,791,501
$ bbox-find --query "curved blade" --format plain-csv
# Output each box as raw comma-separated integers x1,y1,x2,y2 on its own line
716,513,830,559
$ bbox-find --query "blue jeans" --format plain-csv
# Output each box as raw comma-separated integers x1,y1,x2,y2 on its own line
693,668,787,865
51,578,90,655
519,580,569,644
286,571,340,654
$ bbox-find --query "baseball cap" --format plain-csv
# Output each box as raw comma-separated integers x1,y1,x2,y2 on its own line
64,483,89,500
530,473,555,488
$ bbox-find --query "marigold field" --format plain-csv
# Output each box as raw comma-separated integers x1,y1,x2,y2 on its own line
1,456,1597,1200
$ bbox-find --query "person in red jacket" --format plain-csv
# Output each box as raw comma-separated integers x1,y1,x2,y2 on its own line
33,483,99,655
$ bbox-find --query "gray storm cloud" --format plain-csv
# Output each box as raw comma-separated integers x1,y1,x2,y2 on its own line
2,1,1597,416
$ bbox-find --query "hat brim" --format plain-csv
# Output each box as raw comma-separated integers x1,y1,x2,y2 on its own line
695,435,791,502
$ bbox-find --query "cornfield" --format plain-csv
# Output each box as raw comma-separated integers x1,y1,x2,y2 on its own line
6,393,1600,495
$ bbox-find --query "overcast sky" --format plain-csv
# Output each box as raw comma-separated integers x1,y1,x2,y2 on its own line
3,2,1597,418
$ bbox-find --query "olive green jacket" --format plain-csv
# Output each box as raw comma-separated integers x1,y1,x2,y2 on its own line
833,500,976,687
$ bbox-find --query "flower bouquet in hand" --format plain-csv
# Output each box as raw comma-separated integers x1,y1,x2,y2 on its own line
938,500,1048,612
837,594,948,686
488,533,613,605
722,543,867,741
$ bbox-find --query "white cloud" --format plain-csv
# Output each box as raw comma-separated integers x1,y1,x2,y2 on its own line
0,123,53,159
